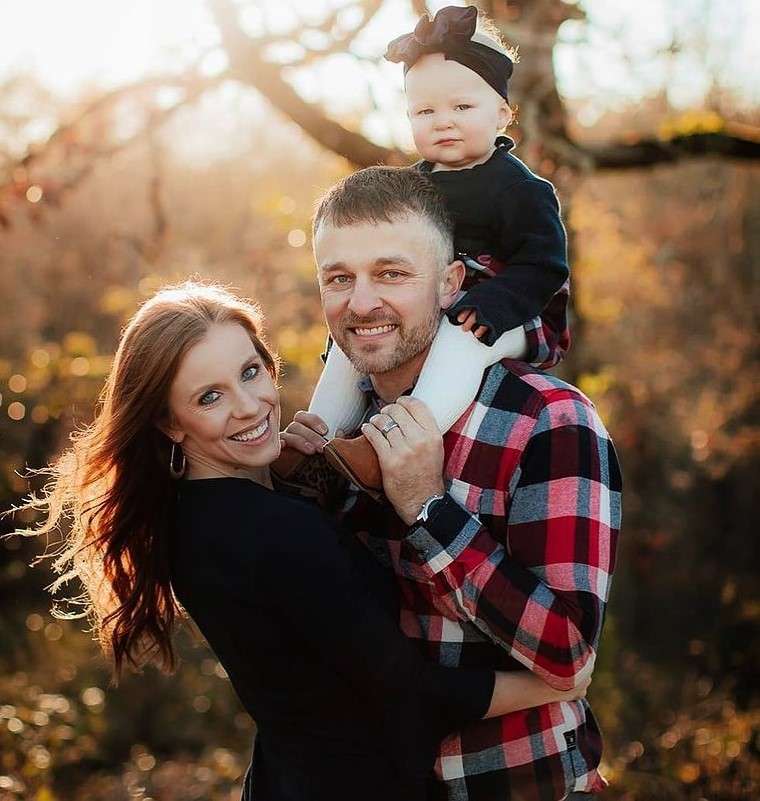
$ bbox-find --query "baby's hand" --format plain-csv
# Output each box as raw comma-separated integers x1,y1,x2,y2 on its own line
457,309,489,340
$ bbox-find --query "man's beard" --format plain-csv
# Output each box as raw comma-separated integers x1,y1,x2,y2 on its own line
332,303,441,376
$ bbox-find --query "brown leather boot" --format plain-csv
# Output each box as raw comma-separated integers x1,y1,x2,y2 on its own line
270,445,347,510
323,435,383,500
270,445,310,482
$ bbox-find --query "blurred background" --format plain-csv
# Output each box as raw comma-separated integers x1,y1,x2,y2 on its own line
0,1,758,799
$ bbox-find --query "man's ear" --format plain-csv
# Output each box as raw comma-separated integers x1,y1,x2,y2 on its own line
440,259,466,309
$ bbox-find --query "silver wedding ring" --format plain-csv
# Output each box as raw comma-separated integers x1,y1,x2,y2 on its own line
380,418,400,435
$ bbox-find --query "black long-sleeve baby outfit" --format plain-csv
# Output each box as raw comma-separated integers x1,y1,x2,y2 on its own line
417,135,569,347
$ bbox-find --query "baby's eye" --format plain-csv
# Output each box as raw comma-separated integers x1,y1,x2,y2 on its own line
199,390,221,406
242,365,259,381
416,108,433,116
455,103,473,111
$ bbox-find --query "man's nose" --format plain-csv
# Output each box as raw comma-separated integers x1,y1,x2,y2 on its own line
347,278,382,316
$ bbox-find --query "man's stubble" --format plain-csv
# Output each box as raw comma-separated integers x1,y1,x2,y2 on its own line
332,294,442,377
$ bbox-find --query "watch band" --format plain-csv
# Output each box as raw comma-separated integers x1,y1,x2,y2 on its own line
416,493,446,525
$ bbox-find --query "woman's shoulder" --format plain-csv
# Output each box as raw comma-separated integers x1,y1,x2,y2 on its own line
176,478,337,556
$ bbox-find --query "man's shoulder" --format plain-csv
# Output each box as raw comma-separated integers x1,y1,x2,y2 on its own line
472,359,600,429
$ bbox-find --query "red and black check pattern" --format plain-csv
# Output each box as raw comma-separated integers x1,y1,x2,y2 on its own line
524,280,571,372
341,358,621,801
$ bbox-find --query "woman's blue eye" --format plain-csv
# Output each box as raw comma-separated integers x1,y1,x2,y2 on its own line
199,390,221,406
198,365,258,406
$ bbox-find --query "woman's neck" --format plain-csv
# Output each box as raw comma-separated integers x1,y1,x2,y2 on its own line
184,448,273,490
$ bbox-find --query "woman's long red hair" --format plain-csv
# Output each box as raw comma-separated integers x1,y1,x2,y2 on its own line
16,281,278,681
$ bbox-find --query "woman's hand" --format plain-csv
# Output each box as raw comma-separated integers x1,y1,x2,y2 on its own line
280,411,329,455
361,396,446,525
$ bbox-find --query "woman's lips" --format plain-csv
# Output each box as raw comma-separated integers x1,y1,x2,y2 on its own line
228,413,272,445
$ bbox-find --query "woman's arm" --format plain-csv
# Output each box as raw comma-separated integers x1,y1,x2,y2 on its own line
241,501,496,782
486,661,593,719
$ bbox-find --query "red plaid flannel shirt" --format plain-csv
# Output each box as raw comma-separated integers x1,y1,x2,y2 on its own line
340,310,621,801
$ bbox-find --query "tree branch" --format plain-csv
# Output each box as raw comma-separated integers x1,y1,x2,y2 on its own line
288,0,385,66
588,131,760,170
0,74,223,227
210,0,407,167
254,0,384,66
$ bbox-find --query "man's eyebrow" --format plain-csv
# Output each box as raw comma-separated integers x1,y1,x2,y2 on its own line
320,261,347,273
320,256,413,272
374,256,414,268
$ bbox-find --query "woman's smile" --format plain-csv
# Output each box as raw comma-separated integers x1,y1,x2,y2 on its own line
228,412,273,445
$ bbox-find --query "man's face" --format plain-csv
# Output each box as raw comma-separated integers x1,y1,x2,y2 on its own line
314,214,449,376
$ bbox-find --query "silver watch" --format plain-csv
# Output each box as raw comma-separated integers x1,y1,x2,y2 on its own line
415,493,445,525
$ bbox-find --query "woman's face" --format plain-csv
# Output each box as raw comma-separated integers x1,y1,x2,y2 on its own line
166,322,281,478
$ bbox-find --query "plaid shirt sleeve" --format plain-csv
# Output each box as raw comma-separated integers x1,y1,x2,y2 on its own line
402,389,622,691
523,279,571,371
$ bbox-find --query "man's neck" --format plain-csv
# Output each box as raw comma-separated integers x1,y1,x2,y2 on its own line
369,346,431,405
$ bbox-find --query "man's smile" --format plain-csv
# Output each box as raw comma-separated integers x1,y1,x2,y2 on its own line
349,324,398,338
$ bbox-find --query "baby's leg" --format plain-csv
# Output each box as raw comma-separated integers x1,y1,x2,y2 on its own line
412,316,528,433
307,342,367,437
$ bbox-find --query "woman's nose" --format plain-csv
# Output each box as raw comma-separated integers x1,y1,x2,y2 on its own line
231,386,262,418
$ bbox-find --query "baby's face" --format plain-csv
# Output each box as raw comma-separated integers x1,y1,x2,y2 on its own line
405,53,510,170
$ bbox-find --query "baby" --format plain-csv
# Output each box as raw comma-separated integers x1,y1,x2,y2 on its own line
296,5,570,494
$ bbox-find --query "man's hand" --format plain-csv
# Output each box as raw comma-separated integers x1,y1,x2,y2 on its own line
280,411,329,455
361,396,446,525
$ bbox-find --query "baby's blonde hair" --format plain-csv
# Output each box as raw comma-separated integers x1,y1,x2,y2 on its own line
474,12,518,125
475,12,519,64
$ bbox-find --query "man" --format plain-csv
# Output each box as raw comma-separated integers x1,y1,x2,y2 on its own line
282,167,622,801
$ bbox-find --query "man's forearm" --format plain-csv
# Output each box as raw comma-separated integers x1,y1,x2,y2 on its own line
403,405,621,691
404,492,598,690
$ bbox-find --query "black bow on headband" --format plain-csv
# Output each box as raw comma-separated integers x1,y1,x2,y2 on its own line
384,5,513,100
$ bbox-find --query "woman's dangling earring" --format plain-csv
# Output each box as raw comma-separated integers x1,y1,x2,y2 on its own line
169,440,186,479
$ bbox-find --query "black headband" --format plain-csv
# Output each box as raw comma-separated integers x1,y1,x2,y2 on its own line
384,5,513,102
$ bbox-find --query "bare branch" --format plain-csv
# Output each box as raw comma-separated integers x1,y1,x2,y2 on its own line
287,0,384,66
0,74,224,227
210,0,407,167
588,131,760,170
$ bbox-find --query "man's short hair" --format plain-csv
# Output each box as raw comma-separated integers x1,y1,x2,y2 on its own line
312,166,455,268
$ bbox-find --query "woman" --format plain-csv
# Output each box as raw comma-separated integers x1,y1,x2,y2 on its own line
21,281,588,801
